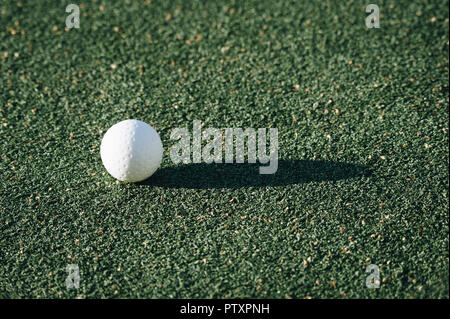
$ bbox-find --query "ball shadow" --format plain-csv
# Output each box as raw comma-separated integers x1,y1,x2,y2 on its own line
140,160,371,189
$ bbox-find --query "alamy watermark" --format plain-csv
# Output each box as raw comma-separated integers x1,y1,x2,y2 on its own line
66,264,80,289
170,120,278,174
365,264,380,288
365,4,380,28
65,4,80,29
64,4,380,30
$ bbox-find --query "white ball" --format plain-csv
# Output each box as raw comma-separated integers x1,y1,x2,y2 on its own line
100,119,163,182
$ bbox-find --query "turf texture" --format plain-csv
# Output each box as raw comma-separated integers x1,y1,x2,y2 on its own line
0,0,448,298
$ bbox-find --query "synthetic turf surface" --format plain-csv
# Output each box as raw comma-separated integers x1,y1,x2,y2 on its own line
0,0,448,298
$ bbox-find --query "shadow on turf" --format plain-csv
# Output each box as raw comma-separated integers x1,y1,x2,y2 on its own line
140,160,371,189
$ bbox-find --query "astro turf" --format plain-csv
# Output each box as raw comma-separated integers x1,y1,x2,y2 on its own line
0,0,448,299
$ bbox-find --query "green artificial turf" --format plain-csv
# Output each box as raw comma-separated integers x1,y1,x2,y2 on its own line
0,0,448,299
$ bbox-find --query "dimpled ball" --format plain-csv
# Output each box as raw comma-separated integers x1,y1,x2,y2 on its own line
100,119,163,182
